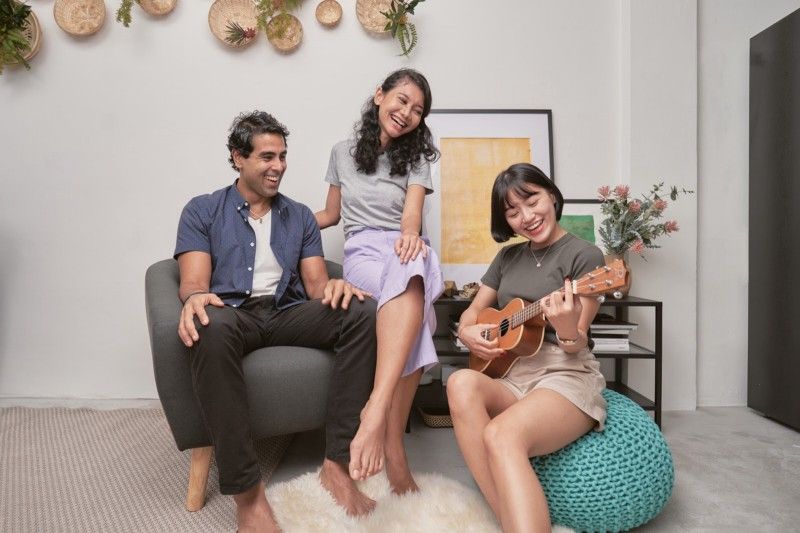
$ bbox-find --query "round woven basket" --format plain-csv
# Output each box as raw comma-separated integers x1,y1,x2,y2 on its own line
53,0,105,37
315,0,341,28
21,10,42,61
266,13,302,53
139,0,177,16
355,0,390,34
208,0,258,48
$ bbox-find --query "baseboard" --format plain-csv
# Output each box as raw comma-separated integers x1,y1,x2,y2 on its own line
0,397,162,409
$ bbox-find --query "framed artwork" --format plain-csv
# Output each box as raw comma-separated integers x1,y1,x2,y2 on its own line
561,199,603,246
424,109,554,285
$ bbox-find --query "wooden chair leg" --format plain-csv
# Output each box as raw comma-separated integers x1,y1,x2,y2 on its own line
186,446,213,512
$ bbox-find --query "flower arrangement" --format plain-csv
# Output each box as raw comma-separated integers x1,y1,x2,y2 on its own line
597,182,693,259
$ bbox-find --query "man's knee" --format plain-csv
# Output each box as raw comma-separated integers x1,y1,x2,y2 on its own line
345,298,378,325
191,305,238,344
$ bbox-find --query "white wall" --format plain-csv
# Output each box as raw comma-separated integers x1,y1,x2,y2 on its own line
8,0,769,411
697,0,800,406
618,0,699,411
0,1,623,400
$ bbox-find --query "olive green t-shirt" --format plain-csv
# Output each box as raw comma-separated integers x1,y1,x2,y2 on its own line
481,232,604,309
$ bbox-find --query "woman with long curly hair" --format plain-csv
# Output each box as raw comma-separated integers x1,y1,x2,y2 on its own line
315,68,444,498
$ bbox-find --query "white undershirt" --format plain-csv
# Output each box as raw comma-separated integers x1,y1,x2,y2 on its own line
247,214,283,297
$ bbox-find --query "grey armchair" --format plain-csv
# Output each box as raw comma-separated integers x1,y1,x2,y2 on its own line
144,258,343,511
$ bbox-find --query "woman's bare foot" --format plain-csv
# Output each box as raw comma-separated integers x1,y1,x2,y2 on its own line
233,482,281,533
319,459,376,516
385,445,419,495
349,401,388,480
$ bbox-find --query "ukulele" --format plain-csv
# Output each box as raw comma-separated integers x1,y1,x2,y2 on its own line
467,259,628,379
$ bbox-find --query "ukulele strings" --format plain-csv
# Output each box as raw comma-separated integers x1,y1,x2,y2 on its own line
479,267,616,341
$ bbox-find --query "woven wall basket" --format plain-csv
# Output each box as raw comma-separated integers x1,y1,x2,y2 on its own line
9,9,43,64
22,10,42,60
355,0,390,34
53,0,105,37
208,0,258,48
266,13,302,53
139,0,177,17
315,0,341,28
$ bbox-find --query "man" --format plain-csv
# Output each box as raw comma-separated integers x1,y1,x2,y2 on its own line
174,111,379,532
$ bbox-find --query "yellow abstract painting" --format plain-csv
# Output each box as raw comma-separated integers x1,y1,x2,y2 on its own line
441,137,530,263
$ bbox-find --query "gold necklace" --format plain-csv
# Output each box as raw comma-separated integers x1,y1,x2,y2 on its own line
530,243,553,268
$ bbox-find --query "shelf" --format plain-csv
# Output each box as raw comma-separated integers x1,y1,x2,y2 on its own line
433,337,468,356
415,380,450,416
597,295,661,307
606,381,655,410
592,342,655,358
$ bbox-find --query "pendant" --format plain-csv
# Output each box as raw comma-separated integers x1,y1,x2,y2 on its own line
536,262,541,268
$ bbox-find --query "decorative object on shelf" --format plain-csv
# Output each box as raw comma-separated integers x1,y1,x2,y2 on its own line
597,182,693,298
54,0,105,37
442,280,457,298
0,0,39,74
314,0,340,27
138,0,176,16
208,0,258,48
116,0,176,27
457,282,479,300
266,12,301,52
380,0,425,56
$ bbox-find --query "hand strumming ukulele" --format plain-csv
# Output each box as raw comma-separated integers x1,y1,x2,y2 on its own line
468,259,629,379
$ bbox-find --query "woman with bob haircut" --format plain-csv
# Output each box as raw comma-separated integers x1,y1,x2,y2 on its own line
447,162,607,532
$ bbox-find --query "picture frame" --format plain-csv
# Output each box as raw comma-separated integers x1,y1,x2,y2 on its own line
424,109,554,285
560,198,603,246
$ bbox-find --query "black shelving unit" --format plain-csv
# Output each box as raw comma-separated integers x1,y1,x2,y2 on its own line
596,295,662,427
415,295,663,428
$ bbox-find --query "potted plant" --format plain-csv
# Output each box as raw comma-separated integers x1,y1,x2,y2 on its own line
597,182,693,296
0,0,33,74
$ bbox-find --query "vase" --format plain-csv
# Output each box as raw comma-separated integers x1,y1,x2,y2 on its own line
603,253,631,299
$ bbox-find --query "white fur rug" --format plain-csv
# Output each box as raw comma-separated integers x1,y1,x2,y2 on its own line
267,470,575,532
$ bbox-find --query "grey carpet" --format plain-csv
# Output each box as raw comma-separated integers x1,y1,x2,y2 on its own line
0,407,291,533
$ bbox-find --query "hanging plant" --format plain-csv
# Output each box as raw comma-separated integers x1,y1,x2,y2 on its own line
255,0,302,38
225,21,256,46
116,0,134,26
382,0,425,56
0,0,32,74
116,0,176,27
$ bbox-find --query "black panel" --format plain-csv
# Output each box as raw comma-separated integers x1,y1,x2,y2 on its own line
749,8,800,430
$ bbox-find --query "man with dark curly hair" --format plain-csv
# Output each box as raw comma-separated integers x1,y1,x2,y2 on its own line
174,111,379,531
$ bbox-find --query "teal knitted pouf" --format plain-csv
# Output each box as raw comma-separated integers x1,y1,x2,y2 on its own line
531,389,673,532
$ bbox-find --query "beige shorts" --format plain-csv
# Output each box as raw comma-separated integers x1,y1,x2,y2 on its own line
498,342,607,431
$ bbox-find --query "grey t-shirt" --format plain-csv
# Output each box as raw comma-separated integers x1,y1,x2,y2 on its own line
324,139,433,235
481,233,605,309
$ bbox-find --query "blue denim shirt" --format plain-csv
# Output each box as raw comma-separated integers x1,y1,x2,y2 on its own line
174,181,324,309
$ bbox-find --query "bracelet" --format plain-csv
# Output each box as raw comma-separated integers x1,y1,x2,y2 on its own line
555,332,579,345
182,291,207,305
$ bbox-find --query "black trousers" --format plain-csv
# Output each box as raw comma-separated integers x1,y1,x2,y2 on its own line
187,296,377,495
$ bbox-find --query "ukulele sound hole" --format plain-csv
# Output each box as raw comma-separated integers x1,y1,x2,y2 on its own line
499,319,510,336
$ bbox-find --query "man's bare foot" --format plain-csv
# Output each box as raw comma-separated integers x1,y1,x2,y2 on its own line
385,446,419,496
233,482,281,533
349,401,388,480
319,459,376,516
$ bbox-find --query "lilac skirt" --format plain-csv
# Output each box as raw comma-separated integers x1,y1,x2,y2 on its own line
344,229,444,376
